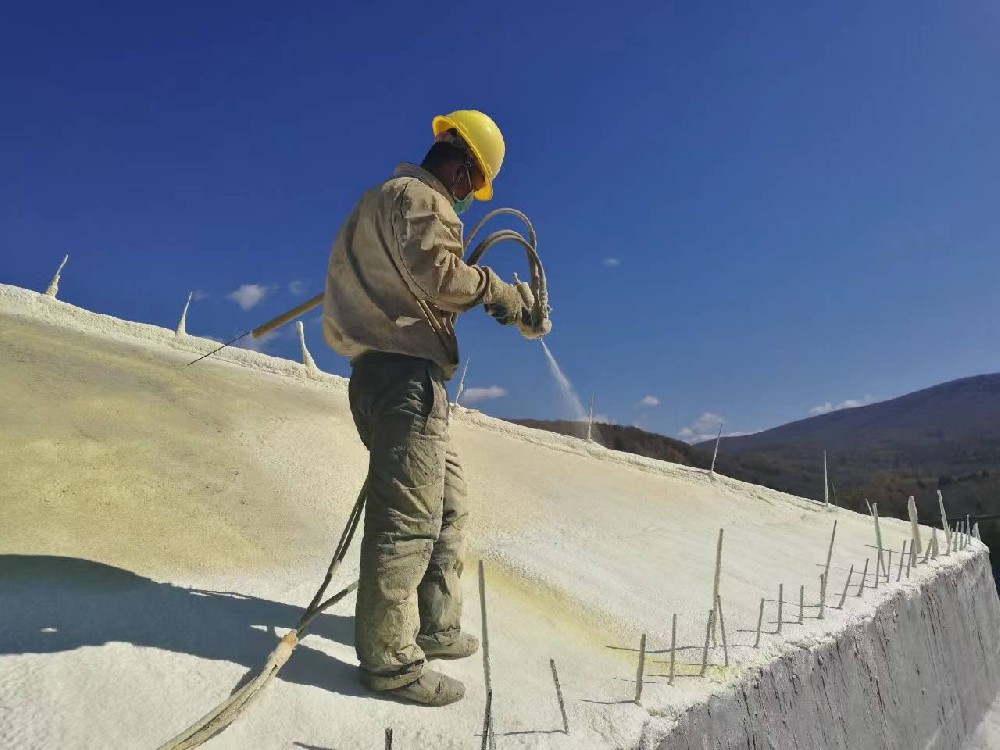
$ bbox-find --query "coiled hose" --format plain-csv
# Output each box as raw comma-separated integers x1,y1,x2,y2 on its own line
464,207,549,331
160,210,548,748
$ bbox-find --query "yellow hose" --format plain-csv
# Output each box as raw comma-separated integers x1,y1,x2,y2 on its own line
251,293,323,339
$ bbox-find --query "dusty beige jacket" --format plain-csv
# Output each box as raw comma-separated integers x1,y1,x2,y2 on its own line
323,163,498,379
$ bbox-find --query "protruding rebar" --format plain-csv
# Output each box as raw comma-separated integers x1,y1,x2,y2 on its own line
907,496,922,557
873,503,886,578
838,564,854,609
886,550,893,583
823,450,829,508
754,598,765,649
44,254,69,297
634,633,647,705
710,528,724,646
819,573,827,619
777,584,784,634
479,561,492,691
931,528,939,559
177,291,193,336
454,359,471,406
669,613,677,685
549,659,569,734
717,596,729,667
938,490,951,556
857,558,869,596
385,728,393,750
481,689,492,750
700,610,715,676
297,320,319,374
821,520,837,607
798,585,805,624
479,561,494,749
906,543,914,578
710,422,724,473
897,541,907,582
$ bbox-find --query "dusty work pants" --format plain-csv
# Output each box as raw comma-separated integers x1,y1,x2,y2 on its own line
348,351,469,690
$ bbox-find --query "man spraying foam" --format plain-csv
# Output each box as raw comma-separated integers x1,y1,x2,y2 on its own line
322,110,541,706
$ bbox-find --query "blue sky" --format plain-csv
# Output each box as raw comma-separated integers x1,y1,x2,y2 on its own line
3,2,999,442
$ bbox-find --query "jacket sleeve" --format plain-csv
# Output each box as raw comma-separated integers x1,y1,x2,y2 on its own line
390,181,493,314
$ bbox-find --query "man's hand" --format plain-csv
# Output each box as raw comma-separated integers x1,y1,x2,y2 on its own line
482,269,529,327
517,315,552,340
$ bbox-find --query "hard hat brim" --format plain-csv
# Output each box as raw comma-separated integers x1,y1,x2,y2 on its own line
432,115,494,201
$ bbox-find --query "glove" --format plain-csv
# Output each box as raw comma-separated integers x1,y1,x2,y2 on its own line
517,315,552,340
509,281,552,339
482,268,528,327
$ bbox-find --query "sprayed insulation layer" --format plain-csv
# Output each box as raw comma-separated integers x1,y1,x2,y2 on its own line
2,283,1000,749
646,540,1000,749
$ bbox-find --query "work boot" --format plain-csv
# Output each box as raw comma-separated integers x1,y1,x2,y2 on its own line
417,632,480,660
380,669,465,707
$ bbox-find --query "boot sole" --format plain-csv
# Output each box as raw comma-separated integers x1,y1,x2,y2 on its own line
421,650,478,660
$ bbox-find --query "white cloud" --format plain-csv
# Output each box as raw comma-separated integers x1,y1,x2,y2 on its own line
602,257,621,268
809,395,873,416
689,412,725,434
637,395,660,408
191,290,210,301
288,280,307,296
676,412,754,443
227,284,269,311
461,386,508,404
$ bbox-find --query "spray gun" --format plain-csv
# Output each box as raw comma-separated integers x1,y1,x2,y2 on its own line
511,272,551,339
464,207,552,339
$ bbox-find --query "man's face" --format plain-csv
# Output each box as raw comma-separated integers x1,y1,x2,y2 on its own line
452,158,486,200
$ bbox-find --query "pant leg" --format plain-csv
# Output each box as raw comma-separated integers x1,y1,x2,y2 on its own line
417,444,470,642
348,353,450,690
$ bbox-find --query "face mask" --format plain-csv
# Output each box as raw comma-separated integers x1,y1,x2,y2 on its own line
452,192,474,215
450,162,475,215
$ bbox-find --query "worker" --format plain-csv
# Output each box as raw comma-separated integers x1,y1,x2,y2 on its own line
322,110,541,706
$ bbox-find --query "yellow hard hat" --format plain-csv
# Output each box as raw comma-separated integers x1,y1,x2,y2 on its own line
432,109,505,201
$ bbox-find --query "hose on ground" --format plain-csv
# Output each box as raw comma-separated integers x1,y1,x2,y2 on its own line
160,209,546,748
155,489,365,750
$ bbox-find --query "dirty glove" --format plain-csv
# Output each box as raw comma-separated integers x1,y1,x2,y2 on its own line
518,314,552,340
509,281,552,340
482,268,529,327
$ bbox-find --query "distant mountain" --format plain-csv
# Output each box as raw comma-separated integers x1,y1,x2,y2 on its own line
514,375,1000,524
511,419,708,469
699,374,1000,519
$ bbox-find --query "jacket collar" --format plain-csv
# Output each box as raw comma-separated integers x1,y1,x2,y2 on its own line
394,163,453,202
